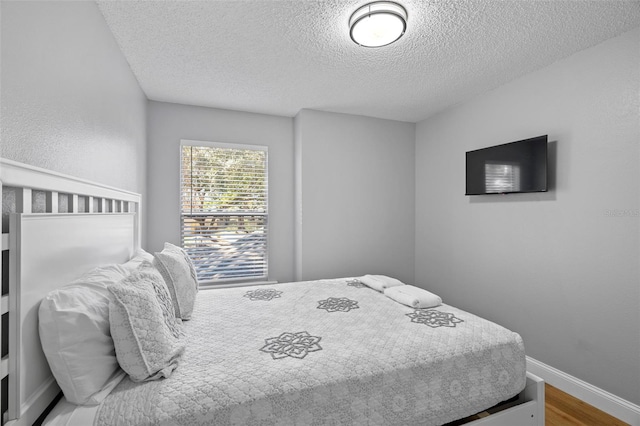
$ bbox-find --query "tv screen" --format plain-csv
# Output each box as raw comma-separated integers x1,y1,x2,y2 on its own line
465,135,548,195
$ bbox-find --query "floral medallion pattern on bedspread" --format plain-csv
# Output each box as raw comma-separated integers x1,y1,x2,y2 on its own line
316,297,359,313
406,309,464,328
346,278,367,288
260,331,323,359
96,278,526,426
243,288,283,301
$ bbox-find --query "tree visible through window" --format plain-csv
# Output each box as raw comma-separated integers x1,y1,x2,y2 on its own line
180,141,268,283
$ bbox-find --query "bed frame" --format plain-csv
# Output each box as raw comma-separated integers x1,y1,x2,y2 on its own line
0,159,141,425
0,158,543,426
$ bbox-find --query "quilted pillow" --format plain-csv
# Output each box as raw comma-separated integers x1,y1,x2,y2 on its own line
153,243,198,320
138,262,183,338
108,272,185,382
39,265,128,405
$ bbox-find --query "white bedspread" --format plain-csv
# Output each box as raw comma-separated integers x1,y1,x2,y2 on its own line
95,278,526,425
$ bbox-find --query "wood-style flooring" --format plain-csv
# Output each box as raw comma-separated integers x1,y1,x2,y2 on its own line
546,384,629,426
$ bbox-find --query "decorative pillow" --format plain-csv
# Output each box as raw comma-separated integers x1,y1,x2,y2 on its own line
121,249,155,273
108,275,185,382
153,243,198,320
134,262,183,338
162,242,198,282
38,265,128,405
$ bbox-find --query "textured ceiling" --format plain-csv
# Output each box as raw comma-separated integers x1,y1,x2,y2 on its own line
96,0,640,123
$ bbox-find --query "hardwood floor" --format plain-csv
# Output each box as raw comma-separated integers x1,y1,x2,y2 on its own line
545,384,629,426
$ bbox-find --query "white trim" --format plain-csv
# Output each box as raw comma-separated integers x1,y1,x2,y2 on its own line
527,356,640,425
180,139,268,152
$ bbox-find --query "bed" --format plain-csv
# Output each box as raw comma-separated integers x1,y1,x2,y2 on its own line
0,158,544,426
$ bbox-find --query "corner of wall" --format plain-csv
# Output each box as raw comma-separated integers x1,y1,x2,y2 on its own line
293,111,304,281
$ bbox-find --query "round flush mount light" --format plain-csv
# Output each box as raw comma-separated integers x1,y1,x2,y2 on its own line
349,1,407,48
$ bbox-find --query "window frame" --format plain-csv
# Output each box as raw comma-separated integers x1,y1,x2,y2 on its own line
180,139,269,286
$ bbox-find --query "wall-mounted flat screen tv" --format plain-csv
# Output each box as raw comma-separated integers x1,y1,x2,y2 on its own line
465,135,548,195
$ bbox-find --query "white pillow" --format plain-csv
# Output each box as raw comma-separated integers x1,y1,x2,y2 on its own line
38,265,127,405
359,274,405,292
108,272,185,382
121,249,155,273
153,243,198,320
384,285,442,308
163,242,198,282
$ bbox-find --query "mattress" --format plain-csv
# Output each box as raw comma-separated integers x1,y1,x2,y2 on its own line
73,278,526,425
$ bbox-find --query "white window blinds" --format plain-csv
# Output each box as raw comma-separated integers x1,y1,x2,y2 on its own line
180,141,268,283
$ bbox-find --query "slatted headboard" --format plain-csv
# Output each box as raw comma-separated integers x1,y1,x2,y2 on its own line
0,159,142,425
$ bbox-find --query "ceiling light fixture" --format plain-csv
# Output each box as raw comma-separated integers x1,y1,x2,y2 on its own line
349,1,407,48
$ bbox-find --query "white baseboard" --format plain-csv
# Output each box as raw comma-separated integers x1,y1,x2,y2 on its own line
527,356,640,426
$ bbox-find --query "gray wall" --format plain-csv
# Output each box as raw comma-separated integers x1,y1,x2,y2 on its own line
415,28,639,405
295,109,416,284
146,101,295,283
1,1,147,196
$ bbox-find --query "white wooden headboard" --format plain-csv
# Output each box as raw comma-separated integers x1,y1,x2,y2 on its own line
0,159,142,425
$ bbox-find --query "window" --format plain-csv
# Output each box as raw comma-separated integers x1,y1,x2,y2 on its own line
180,141,268,283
